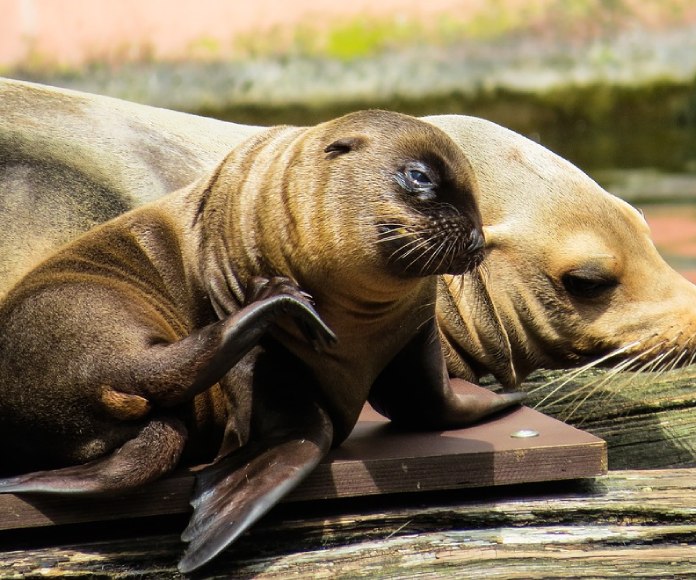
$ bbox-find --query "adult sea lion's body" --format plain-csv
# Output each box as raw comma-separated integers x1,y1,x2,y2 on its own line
3,79,695,391
0,109,521,572
0,78,257,294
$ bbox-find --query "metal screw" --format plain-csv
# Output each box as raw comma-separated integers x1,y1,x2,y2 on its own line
510,429,540,438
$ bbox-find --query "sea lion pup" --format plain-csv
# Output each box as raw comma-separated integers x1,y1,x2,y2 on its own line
0,110,523,572
426,115,696,389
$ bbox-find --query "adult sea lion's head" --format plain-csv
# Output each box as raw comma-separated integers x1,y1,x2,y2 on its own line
428,114,696,389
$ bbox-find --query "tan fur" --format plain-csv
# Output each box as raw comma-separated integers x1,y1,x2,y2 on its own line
99,387,152,421
0,78,258,294
427,114,696,387
4,78,693,393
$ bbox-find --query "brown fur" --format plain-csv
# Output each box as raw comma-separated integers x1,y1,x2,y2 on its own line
0,108,501,474
6,80,690,399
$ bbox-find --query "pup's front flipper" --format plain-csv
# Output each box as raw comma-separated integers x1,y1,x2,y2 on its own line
0,416,186,493
369,317,525,429
244,276,337,352
133,276,337,407
177,399,333,574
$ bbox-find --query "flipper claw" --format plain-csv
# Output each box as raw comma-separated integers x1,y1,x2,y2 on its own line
245,275,337,351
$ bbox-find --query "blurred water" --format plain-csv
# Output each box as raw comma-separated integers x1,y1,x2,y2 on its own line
208,82,696,175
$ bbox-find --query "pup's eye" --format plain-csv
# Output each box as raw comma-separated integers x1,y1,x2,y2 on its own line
396,162,439,201
407,169,433,187
562,272,618,299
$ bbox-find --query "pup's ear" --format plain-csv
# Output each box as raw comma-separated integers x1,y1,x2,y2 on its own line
324,136,366,159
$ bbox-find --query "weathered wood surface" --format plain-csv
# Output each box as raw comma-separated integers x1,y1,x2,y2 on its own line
0,468,693,578
523,367,696,469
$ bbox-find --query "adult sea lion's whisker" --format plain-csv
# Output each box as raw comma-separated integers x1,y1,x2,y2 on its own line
682,335,696,367
659,346,687,376
644,344,677,375
549,355,636,413
534,340,652,414
561,358,639,422
686,345,696,368
529,340,640,403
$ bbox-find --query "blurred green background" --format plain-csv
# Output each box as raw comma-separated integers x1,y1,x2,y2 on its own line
3,0,696,191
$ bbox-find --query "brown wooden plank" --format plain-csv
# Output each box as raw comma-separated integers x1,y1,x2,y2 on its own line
292,379,606,500
0,381,605,530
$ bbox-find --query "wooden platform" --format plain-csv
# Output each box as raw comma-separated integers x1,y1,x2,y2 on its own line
0,381,605,531
1,383,693,578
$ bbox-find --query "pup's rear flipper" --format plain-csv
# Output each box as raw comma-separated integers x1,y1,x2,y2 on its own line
177,402,333,574
0,416,186,494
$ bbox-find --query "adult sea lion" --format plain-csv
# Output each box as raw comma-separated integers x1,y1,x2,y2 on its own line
427,114,696,391
0,109,522,572
0,77,258,295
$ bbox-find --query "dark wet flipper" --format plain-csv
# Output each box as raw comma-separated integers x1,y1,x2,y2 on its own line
245,276,337,349
297,315,338,352
370,317,525,429
272,294,337,348
183,292,336,392
0,417,186,494
439,388,527,425
177,403,333,574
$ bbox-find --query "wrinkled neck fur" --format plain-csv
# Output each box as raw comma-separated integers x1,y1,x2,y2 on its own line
491,281,558,384
193,127,306,316
441,273,519,389
192,123,433,331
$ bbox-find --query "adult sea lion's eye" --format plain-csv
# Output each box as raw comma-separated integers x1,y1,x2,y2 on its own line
562,272,618,299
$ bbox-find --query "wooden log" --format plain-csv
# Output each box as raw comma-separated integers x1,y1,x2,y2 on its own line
0,468,693,577
523,367,696,469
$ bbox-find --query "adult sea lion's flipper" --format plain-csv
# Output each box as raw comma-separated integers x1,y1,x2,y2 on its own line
177,400,333,574
369,317,525,429
0,416,187,493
